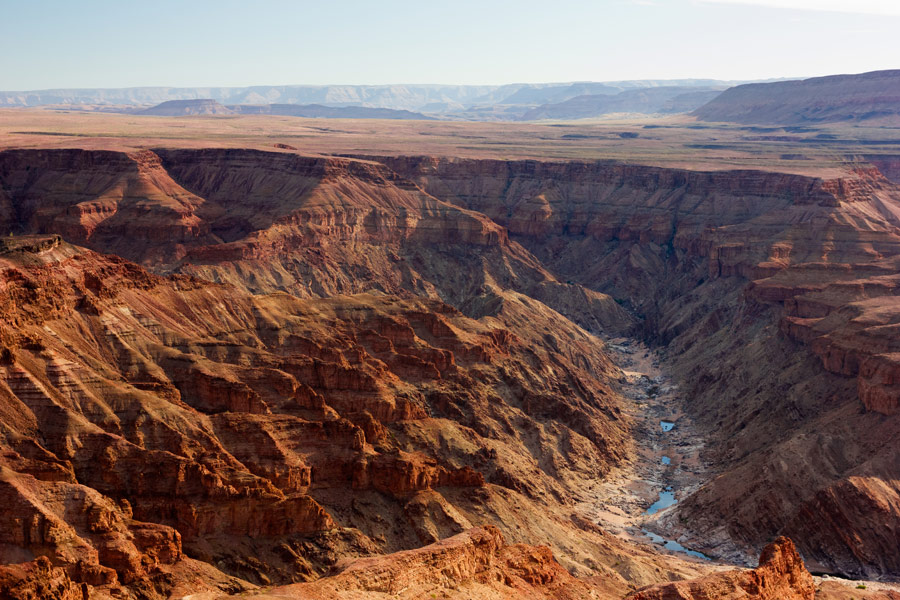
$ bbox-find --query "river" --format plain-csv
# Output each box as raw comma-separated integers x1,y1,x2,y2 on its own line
574,338,712,562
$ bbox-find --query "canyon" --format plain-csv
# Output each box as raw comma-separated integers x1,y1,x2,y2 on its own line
0,115,899,600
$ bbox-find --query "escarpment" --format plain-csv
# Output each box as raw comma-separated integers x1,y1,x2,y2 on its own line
0,236,638,597
0,148,632,338
3,146,900,595
369,154,900,577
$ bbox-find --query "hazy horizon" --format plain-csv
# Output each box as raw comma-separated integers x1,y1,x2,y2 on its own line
2,0,898,90
0,77,793,93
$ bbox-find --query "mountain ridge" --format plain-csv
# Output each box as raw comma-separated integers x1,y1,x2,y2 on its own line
0,79,764,116
693,69,900,125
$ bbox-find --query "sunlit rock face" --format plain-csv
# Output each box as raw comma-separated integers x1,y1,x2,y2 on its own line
1,146,900,597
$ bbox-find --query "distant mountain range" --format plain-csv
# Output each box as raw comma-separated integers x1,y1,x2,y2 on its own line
231,103,434,120
7,71,896,124
693,69,900,125
138,99,233,116
0,79,763,120
139,99,434,120
520,86,724,120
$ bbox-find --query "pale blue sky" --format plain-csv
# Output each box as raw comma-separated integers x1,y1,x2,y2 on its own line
1,0,898,89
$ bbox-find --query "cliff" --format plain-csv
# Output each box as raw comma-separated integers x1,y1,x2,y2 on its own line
371,154,900,577
0,234,643,596
3,145,900,591
0,148,632,338
627,537,815,600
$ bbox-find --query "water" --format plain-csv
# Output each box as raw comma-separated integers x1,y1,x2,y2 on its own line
642,529,710,560
645,487,676,515
643,415,709,560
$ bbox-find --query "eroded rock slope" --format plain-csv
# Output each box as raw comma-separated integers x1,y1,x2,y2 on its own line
2,146,900,595
375,154,900,577
0,233,649,598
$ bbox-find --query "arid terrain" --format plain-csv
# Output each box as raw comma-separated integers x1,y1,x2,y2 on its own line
1,102,900,600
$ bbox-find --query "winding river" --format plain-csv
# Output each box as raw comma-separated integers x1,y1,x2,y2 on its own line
642,419,710,560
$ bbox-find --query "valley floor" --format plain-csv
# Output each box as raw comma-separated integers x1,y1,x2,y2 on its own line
575,339,723,564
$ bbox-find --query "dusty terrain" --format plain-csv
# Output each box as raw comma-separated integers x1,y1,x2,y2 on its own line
3,108,900,175
0,111,899,599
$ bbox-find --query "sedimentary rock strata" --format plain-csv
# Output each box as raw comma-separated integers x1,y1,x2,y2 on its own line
2,145,900,595
0,230,636,596
626,537,815,600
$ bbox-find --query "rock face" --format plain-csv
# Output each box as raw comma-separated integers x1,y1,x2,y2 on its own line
0,232,639,596
0,147,632,337
693,69,900,125
236,526,602,600
0,557,87,600
3,145,900,593
626,537,815,600
373,154,900,577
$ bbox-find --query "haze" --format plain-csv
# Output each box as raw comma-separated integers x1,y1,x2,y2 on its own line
1,0,899,90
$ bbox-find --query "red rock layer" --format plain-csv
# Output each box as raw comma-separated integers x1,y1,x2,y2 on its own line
376,155,900,412
371,155,900,577
0,236,630,596
5,147,900,583
0,148,631,338
240,526,604,600
626,537,815,600
0,557,88,600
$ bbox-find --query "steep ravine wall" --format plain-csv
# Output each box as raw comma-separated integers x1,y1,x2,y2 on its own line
3,147,900,580
0,147,634,338
372,154,900,578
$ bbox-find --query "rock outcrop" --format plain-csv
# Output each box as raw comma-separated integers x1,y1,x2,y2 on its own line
0,557,88,600
627,537,815,600
234,526,604,600
0,234,637,596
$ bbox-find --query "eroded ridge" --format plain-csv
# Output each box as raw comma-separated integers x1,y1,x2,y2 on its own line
2,146,900,597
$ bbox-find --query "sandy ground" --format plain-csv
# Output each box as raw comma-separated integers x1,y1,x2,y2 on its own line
815,576,900,599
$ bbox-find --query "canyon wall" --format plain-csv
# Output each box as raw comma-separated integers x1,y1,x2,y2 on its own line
374,154,900,577
0,232,665,598
2,146,900,594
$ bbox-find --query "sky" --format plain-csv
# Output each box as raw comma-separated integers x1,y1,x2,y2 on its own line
1,0,898,89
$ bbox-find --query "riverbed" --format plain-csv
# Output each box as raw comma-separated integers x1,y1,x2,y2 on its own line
574,338,713,562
